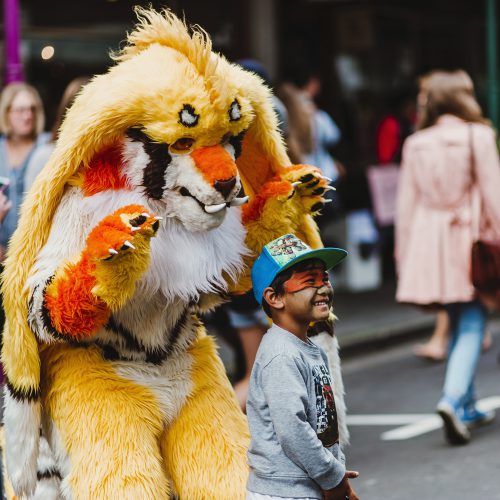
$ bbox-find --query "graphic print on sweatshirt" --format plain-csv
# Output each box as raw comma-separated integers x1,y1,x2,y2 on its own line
312,364,339,447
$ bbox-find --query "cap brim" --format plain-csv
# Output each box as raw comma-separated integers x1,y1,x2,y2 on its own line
279,247,347,274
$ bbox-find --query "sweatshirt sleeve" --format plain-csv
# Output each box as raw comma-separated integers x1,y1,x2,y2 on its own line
261,354,346,490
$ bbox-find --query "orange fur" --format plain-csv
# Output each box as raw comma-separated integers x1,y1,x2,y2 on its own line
45,255,110,339
236,134,275,196
241,180,291,225
44,204,150,339
191,145,237,184
82,145,129,196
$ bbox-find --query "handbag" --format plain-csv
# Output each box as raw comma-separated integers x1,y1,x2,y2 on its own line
469,124,500,293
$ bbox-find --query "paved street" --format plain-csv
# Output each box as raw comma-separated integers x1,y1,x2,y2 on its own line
342,321,500,500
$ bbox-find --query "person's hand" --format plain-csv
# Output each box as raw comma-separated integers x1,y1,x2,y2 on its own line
322,471,360,500
0,191,12,224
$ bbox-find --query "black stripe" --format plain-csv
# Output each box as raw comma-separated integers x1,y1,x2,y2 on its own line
5,377,40,402
229,131,246,159
37,468,62,481
161,308,188,356
97,342,120,361
103,309,189,365
105,316,145,352
126,127,171,200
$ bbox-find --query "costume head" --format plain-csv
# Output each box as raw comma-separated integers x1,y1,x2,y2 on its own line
1,7,293,401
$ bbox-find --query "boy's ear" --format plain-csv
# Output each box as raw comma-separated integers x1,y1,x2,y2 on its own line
263,287,285,311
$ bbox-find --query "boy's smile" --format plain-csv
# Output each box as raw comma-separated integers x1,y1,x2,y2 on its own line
282,265,333,323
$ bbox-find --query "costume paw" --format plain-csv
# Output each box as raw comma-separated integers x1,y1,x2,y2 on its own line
85,205,161,262
279,165,333,215
85,205,161,309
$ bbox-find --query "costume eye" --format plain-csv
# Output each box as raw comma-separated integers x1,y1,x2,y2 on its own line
228,99,242,122
170,137,195,154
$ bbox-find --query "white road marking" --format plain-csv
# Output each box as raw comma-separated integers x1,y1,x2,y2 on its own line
346,396,500,441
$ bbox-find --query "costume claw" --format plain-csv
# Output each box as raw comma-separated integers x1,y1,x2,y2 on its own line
324,185,336,191
291,181,301,187
204,203,227,214
324,199,333,204
320,175,333,182
154,216,163,220
141,212,150,217
229,196,249,206
124,240,136,249
108,248,119,255
131,227,141,231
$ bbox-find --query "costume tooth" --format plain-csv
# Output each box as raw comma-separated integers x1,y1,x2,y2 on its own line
229,196,249,206
124,240,136,249
204,203,227,214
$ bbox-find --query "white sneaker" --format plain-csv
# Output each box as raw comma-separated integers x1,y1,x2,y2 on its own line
436,399,471,445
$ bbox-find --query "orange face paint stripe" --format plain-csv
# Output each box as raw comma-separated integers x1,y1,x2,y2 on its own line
283,269,331,294
191,145,237,184
44,255,111,340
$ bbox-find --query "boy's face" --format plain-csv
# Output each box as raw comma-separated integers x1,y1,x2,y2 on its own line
281,262,333,323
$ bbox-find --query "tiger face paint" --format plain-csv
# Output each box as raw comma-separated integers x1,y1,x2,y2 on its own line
283,269,332,294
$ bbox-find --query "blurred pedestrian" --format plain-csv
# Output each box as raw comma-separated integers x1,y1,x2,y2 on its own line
395,69,500,445
0,82,49,259
410,74,491,361
247,234,357,500
376,90,416,166
279,71,342,182
25,76,90,190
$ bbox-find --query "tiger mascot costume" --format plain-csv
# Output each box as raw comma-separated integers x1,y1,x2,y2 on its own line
1,8,348,499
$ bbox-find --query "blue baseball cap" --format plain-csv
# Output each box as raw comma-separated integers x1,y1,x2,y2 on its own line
251,234,347,305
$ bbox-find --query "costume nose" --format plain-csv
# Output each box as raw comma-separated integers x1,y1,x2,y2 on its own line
214,177,236,198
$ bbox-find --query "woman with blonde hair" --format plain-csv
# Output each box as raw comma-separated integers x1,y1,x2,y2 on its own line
395,69,500,445
0,82,48,256
25,76,90,190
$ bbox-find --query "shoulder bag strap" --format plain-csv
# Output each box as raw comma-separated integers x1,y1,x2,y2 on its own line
469,123,481,241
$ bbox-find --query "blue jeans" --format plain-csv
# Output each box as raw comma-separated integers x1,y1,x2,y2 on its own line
442,300,487,406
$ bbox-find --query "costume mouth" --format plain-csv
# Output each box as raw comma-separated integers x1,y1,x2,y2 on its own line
179,187,248,214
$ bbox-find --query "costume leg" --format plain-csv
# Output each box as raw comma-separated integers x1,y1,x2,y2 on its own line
161,332,249,500
40,343,170,500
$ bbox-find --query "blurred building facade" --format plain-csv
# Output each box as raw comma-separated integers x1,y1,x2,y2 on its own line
0,0,496,171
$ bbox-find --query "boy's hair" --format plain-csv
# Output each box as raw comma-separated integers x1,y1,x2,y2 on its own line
262,258,325,318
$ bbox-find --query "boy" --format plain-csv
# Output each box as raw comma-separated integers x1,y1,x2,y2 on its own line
247,234,359,500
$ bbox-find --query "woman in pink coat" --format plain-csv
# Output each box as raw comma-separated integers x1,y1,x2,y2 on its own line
395,70,500,445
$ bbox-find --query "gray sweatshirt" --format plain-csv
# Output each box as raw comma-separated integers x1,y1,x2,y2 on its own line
247,323,346,499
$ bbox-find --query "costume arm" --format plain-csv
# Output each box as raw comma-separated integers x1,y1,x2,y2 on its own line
262,354,346,489
231,165,329,293
28,201,159,342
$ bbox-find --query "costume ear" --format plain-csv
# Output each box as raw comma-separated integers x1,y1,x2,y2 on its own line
233,69,323,249
234,71,290,198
